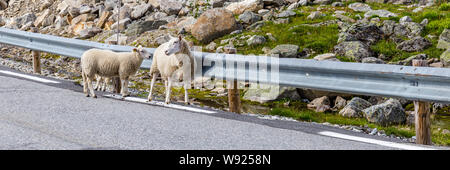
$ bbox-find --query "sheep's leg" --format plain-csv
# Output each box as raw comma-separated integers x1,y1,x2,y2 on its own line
184,81,190,105
101,78,108,91
165,77,172,104
121,77,130,98
87,76,97,98
82,72,89,97
147,73,157,101
94,76,102,91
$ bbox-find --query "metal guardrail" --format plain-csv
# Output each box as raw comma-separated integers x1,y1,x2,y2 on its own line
1,27,450,103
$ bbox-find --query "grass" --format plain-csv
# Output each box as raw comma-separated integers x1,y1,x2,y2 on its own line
267,106,449,145
371,39,445,62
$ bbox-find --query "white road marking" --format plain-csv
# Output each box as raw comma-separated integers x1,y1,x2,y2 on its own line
319,131,436,150
104,94,217,114
0,70,60,84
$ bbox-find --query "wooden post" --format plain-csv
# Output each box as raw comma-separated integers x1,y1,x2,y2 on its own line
31,28,41,74
225,48,241,113
412,59,432,145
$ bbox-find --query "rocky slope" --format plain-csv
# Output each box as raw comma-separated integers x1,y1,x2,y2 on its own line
0,0,449,135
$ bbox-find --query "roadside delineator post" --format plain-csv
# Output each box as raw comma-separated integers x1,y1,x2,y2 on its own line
412,59,432,145
225,47,241,114
31,28,41,74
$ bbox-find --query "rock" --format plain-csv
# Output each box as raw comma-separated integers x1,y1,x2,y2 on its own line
0,0,7,10
331,2,344,7
226,0,264,15
263,0,285,6
147,0,160,9
266,33,276,41
399,16,412,24
125,20,167,36
205,42,217,51
160,0,182,15
55,15,68,30
238,11,261,25
437,29,450,50
154,35,172,45
34,9,51,27
17,13,36,27
348,3,372,12
363,98,406,126
243,84,300,103
335,13,356,23
277,10,296,18
420,19,428,26
332,96,347,111
338,23,383,45
441,49,450,67
307,11,323,20
312,0,332,5
339,97,372,118
270,44,300,58
307,96,331,113
334,41,372,62
131,3,151,20
397,36,431,52
96,11,112,28
105,0,120,11
362,57,385,64
79,27,102,39
68,7,80,18
210,0,226,8
105,33,129,45
79,4,92,14
71,14,96,26
191,8,237,43
247,35,266,46
406,111,415,126
314,53,336,61
399,54,428,66
364,10,397,18
110,18,132,30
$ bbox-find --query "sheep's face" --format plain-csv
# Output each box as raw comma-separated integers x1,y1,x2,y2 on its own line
165,36,183,56
134,46,151,59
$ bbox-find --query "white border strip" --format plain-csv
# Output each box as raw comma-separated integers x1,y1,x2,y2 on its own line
104,95,217,114
319,131,436,150
0,70,59,84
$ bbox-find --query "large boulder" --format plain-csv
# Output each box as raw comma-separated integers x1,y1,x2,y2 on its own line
334,41,372,62
243,84,301,103
339,97,372,118
364,10,397,18
397,36,431,52
79,27,102,39
270,44,300,58
363,98,406,126
191,8,237,43
348,2,372,12
238,11,261,25
338,23,383,45
131,3,152,20
247,35,266,46
125,20,167,36
437,29,450,50
225,0,264,15
34,9,51,27
441,49,450,67
0,0,8,10
160,0,182,15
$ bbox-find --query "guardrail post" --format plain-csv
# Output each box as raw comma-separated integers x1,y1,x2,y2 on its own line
225,48,241,113
413,59,432,145
31,28,41,74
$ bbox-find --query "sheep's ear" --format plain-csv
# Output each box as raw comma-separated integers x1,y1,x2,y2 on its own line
178,35,182,41
133,48,138,52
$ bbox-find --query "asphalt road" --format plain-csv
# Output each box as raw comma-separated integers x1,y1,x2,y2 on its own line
0,66,445,150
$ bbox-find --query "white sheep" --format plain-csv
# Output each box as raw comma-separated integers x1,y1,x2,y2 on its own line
81,45,151,98
147,36,195,104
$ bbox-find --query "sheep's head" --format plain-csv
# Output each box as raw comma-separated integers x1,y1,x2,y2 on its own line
165,35,185,56
133,45,151,59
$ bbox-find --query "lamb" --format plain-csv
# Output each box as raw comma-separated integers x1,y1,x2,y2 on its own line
81,45,151,98
94,75,111,92
147,36,195,104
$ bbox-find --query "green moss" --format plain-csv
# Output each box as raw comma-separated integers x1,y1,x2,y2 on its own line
439,3,450,11
371,39,444,62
